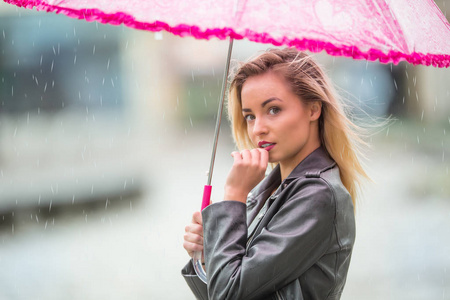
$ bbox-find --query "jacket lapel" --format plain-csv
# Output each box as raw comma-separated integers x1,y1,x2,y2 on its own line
245,146,335,247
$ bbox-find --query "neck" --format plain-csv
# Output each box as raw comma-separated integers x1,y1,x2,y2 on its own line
279,142,321,181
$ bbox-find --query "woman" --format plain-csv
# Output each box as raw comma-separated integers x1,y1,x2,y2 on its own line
182,48,368,300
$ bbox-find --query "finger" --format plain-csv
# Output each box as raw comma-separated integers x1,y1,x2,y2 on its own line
250,148,261,166
183,241,203,254
185,223,203,237
191,211,203,225
240,149,251,163
231,151,242,163
184,231,204,245
258,148,269,168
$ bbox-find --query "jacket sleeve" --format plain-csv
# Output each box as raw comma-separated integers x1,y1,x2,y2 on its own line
202,178,335,300
181,260,208,300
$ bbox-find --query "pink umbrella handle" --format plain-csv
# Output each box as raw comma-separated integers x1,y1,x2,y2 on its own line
201,185,212,210
192,185,211,284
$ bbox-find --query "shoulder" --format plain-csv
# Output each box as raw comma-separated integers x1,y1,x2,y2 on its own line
283,164,350,215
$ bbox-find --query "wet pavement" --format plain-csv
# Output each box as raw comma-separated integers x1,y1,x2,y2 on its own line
0,123,449,299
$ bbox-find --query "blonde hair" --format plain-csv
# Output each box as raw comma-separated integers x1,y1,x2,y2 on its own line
227,48,369,205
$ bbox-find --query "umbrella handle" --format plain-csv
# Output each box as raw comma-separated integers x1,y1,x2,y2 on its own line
192,184,211,283
201,185,212,210
193,37,234,284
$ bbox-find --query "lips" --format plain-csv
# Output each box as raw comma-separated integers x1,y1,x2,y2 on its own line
258,140,276,151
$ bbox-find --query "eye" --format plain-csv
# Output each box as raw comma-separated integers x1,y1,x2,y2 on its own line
243,114,255,122
268,107,281,115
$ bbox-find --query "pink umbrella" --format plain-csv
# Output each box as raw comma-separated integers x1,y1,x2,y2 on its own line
4,0,450,67
3,0,450,283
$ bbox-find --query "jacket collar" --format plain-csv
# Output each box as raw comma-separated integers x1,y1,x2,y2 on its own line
252,146,334,198
246,146,335,225
284,146,335,183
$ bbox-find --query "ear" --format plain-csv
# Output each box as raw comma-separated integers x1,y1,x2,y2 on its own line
309,101,322,121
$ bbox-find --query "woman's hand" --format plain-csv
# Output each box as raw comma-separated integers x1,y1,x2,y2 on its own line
183,211,204,261
224,148,269,203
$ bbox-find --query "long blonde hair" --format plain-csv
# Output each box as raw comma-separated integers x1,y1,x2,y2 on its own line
227,48,369,206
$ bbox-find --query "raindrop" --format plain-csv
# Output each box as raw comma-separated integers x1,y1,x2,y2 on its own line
74,54,77,64
2,30,5,39
92,45,96,55
154,31,163,40
107,59,110,70
52,46,56,55
393,79,398,91
49,200,52,212
40,55,43,66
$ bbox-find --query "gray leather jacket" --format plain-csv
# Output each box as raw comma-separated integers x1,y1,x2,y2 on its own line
182,147,355,299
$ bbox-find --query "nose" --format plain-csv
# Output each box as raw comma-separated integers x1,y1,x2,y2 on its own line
252,117,268,137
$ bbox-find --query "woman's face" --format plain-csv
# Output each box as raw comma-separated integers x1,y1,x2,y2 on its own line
241,71,321,172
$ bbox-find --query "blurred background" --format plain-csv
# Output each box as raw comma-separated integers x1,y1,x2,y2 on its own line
0,1,449,299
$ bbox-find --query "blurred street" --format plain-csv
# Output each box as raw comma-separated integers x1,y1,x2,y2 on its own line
0,121,449,300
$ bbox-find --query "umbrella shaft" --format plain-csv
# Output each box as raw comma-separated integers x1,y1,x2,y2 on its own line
207,38,234,186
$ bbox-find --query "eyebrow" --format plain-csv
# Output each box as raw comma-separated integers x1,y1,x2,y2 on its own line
242,97,282,112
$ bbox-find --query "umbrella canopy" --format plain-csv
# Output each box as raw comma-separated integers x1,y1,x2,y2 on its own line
3,0,450,67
